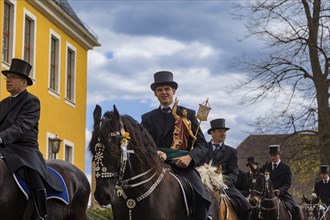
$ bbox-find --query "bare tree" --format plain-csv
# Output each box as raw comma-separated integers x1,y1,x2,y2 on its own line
232,0,330,164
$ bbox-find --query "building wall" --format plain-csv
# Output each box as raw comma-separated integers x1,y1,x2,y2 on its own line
0,0,99,171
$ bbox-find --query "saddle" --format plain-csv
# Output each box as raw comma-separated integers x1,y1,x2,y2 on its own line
169,171,196,217
13,166,69,204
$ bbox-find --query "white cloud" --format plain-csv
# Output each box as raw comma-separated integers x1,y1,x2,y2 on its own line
68,1,284,174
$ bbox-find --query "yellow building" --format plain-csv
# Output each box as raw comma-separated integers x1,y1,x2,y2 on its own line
0,0,100,171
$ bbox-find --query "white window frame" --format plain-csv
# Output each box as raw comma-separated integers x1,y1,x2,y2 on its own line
22,8,37,80
48,29,61,98
2,0,16,67
65,41,77,107
63,139,74,164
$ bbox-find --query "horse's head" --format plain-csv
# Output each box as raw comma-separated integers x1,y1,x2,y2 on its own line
302,194,320,220
249,169,265,207
89,105,122,205
89,105,163,206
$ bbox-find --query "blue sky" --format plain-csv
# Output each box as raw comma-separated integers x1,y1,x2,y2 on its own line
67,0,273,176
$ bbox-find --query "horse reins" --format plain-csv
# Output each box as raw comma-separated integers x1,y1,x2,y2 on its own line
250,172,282,220
93,118,167,220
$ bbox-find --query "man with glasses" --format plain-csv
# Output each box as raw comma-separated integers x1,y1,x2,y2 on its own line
0,58,61,220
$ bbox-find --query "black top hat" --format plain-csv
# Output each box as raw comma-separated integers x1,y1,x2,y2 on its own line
320,165,329,174
2,58,33,85
269,145,281,155
246,156,258,167
150,71,178,91
207,118,230,134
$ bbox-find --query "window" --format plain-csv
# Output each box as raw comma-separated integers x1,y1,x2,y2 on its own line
66,44,76,102
65,144,73,163
48,137,56,160
2,1,15,63
23,9,36,78
49,30,60,93
24,18,32,61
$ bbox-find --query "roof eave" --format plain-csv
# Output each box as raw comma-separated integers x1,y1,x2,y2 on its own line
28,0,101,50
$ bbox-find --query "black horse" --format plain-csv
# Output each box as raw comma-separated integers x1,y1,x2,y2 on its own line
248,170,291,220
0,155,90,220
89,105,219,220
302,195,330,220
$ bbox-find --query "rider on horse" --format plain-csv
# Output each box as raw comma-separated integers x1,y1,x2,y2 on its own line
0,58,62,220
260,145,303,220
141,71,212,220
314,165,330,214
201,118,252,220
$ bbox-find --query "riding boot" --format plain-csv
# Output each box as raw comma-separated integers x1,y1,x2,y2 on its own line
207,203,213,220
34,189,48,220
293,207,302,220
194,196,208,220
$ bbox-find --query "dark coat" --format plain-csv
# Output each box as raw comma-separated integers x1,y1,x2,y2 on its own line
261,161,298,209
247,172,253,189
261,161,291,194
314,179,330,206
202,142,238,186
141,105,207,166
141,105,210,203
202,142,251,218
0,90,61,191
234,169,250,197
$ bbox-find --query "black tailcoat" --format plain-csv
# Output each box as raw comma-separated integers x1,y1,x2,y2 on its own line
235,169,250,197
202,142,251,217
314,179,330,206
0,90,61,190
141,105,207,166
141,105,210,203
202,142,238,186
261,161,298,209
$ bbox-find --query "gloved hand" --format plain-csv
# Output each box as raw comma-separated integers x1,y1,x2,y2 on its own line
0,138,4,148
273,189,281,197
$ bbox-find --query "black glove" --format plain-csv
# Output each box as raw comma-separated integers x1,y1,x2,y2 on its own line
0,138,4,148
273,189,281,197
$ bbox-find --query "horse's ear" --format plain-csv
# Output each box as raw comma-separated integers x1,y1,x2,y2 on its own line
302,195,307,203
215,165,222,174
93,105,102,125
113,105,120,119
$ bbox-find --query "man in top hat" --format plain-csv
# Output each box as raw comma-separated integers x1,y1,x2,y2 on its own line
246,156,259,170
202,118,251,220
245,156,259,190
314,165,330,206
0,58,61,220
261,145,302,220
141,71,212,220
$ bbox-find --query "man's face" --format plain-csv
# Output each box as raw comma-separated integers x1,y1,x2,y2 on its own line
270,153,280,163
320,173,329,180
210,129,226,143
5,73,27,95
154,85,176,106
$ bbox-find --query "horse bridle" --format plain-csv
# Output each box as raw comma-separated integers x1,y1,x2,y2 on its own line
249,174,265,209
250,173,281,219
93,117,166,220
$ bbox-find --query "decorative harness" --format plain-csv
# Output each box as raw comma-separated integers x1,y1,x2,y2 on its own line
93,118,166,220
250,172,282,220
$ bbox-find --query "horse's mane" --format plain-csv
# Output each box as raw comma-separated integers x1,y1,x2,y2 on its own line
197,162,227,192
98,111,164,173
